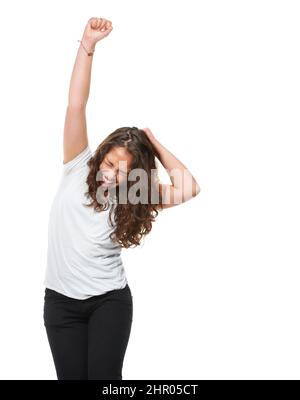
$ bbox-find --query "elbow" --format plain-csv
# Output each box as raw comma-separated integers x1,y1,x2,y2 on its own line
182,183,201,202
193,182,201,197
176,181,201,203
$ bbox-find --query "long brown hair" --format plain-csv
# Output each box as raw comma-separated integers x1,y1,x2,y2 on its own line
83,127,163,248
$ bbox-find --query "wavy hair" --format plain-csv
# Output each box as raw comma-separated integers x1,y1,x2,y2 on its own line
83,126,164,248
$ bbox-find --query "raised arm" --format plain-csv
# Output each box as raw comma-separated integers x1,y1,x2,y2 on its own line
63,17,113,164
142,128,201,210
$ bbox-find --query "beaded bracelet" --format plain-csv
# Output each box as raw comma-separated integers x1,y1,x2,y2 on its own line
77,39,95,56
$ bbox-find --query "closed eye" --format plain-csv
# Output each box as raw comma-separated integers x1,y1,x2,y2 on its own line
105,158,128,176
103,160,113,168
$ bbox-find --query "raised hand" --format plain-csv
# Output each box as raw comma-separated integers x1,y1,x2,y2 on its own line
82,17,113,48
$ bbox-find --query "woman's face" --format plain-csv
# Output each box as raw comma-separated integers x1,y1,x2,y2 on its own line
98,147,133,188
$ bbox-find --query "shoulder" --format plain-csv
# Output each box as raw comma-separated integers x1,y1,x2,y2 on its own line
62,145,93,175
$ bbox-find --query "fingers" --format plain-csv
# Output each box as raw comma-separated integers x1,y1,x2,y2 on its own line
103,20,113,31
89,17,113,32
100,19,112,32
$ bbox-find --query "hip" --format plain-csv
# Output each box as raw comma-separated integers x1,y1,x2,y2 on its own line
43,283,133,326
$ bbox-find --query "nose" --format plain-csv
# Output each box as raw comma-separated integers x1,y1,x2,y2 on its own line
102,172,118,186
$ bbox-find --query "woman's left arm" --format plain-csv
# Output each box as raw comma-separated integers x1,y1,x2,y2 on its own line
142,128,201,210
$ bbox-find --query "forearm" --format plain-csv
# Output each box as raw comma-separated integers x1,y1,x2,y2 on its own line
152,137,200,195
67,38,96,108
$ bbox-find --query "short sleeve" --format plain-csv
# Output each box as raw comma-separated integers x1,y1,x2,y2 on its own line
62,145,92,174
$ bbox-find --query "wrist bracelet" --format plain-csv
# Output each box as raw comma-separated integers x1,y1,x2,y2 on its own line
77,39,95,56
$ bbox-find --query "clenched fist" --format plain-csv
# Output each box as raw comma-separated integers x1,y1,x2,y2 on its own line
82,17,113,47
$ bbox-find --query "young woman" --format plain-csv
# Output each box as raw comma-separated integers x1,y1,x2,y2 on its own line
43,17,201,380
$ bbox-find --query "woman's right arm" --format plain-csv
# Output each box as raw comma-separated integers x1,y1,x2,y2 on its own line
63,17,113,164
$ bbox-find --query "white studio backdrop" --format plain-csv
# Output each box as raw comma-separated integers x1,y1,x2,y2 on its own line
0,0,299,380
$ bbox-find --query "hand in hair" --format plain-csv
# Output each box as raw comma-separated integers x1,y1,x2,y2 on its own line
141,127,156,143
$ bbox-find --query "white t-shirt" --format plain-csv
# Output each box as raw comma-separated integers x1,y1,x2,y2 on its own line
43,145,128,300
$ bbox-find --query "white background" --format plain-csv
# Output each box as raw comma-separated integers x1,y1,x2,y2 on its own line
0,0,299,380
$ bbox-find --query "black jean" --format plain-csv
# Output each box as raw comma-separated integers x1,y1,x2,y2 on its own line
43,283,133,380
